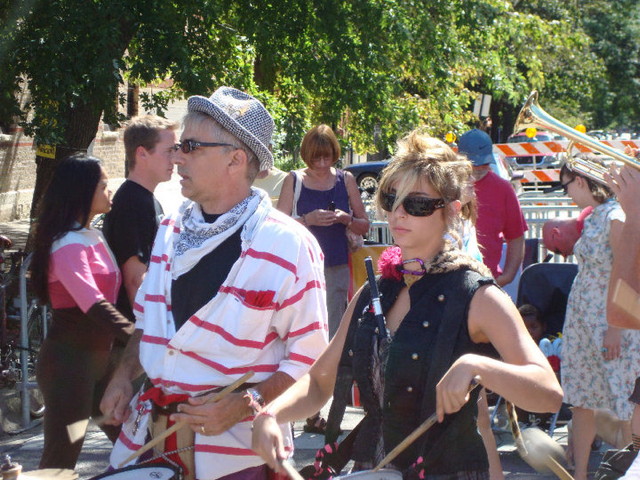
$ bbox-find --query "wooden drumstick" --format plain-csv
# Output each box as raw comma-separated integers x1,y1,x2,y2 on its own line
505,401,527,456
372,380,481,472
545,456,575,480
118,371,254,467
67,414,116,443
279,459,305,480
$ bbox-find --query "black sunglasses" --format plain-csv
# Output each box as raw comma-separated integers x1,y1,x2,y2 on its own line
174,139,236,154
561,177,576,195
380,192,445,217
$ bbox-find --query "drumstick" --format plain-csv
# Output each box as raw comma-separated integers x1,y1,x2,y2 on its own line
67,414,114,443
545,457,575,480
279,459,304,480
118,371,254,467
372,380,481,472
505,401,527,456
66,418,90,444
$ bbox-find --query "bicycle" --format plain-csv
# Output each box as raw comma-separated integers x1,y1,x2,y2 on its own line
0,248,46,426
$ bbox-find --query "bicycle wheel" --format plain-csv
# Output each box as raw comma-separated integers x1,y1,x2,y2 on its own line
26,300,46,354
27,385,45,418
25,304,45,419
17,358,45,419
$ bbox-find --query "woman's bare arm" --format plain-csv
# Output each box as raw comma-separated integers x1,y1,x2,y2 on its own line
252,287,363,468
436,285,562,421
344,171,370,236
276,173,295,216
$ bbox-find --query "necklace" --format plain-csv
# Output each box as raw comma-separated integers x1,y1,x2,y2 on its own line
397,257,427,288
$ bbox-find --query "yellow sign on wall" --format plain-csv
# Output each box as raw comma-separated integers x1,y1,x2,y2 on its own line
36,144,56,159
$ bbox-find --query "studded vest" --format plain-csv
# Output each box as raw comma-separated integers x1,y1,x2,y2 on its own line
344,268,495,474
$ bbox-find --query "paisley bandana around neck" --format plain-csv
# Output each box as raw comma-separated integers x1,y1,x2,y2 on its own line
172,190,261,279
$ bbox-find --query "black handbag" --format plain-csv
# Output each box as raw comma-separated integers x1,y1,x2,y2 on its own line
594,444,638,480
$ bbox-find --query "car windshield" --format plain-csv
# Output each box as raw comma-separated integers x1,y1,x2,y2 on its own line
508,134,553,143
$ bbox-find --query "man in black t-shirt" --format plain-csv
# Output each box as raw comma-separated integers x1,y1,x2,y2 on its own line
103,115,179,322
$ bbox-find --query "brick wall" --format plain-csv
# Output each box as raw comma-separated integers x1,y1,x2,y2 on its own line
0,125,126,222
0,94,188,222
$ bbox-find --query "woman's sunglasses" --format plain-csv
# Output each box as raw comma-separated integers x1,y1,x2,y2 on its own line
380,192,445,217
561,177,576,195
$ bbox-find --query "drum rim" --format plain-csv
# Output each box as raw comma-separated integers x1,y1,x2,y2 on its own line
88,462,179,480
333,468,403,480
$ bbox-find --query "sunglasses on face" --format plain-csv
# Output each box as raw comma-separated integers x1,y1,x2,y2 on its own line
560,177,576,195
380,192,445,217
173,139,235,154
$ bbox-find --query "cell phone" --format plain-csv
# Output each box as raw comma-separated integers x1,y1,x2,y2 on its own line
327,201,336,211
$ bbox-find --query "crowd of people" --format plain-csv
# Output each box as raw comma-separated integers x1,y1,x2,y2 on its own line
13,84,640,480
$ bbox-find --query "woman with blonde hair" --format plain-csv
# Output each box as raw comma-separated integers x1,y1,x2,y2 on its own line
254,130,562,478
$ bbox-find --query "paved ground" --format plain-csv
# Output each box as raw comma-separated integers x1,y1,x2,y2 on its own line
0,396,610,479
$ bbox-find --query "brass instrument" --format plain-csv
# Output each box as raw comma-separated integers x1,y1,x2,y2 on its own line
514,91,640,185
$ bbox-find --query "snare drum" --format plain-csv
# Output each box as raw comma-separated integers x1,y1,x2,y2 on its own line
333,469,403,480
89,464,179,480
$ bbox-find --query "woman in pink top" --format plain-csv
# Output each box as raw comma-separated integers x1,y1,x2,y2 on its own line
30,154,135,469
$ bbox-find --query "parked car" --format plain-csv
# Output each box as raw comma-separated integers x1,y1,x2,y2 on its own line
343,160,390,192
505,131,561,170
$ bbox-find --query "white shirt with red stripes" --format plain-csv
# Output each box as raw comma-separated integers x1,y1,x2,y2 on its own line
110,190,328,479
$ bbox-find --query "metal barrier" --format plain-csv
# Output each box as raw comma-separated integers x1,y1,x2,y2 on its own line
367,221,393,245
19,253,43,429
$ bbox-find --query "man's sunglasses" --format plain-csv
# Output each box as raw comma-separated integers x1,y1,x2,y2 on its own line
174,139,236,154
380,192,445,217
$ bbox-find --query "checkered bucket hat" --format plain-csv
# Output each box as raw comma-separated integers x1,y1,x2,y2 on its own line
187,87,274,171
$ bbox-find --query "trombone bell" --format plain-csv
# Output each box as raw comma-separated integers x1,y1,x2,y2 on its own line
514,91,640,184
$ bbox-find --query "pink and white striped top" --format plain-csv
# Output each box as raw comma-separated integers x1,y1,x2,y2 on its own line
48,228,120,312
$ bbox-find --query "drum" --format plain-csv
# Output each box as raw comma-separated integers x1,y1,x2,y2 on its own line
17,469,77,480
88,464,179,480
333,469,403,480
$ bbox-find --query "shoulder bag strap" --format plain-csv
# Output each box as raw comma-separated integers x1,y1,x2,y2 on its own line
291,171,302,218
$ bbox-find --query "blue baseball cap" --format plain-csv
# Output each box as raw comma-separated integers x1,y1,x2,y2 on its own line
457,129,494,166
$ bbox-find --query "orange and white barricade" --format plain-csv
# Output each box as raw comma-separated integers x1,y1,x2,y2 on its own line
493,139,640,158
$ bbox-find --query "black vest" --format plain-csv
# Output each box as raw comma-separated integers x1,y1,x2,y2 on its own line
344,268,495,474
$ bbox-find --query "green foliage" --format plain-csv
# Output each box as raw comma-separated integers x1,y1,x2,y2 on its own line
0,0,636,159
579,0,640,129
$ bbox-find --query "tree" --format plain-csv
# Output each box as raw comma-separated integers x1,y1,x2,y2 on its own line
0,0,629,235
457,0,606,137
0,0,456,219
580,0,640,130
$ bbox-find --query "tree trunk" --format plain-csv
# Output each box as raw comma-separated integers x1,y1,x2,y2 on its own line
26,103,102,251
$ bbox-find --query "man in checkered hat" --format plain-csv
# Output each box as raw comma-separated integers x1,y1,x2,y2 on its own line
102,87,328,480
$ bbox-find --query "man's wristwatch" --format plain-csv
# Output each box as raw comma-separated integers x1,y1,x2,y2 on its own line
245,388,266,415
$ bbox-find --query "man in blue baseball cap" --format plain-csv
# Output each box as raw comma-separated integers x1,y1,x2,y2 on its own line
458,129,527,287
458,128,529,480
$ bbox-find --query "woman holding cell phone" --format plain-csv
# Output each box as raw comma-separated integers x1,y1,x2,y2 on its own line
277,124,369,434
